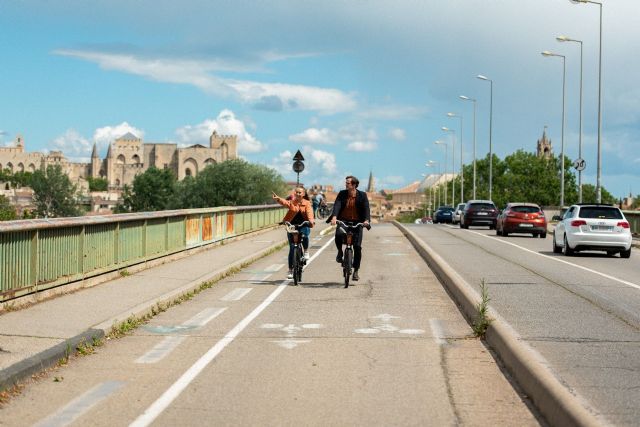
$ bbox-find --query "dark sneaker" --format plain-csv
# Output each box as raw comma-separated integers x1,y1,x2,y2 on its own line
336,253,343,263
352,270,359,281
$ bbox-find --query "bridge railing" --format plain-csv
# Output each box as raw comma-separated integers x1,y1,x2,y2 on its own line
0,205,286,303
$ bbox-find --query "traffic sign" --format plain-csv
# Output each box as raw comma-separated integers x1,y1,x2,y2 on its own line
573,158,586,171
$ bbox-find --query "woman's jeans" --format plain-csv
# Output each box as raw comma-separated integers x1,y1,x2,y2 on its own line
287,226,310,269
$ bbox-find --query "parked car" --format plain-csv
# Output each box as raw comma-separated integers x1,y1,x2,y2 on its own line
552,203,632,258
452,203,466,224
496,203,547,238
460,200,499,229
434,206,455,224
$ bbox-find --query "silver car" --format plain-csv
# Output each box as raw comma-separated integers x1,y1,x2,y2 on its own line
552,204,632,258
453,203,466,224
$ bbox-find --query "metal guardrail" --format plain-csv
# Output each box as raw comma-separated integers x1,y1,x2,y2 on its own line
0,205,286,302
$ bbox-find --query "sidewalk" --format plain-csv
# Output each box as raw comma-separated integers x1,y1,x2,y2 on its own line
0,227,290,392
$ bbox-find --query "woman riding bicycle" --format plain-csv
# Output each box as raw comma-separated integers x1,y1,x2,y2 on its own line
272,186,315,279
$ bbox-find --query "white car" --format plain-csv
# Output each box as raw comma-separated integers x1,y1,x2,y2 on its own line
453,203,466,224
552,204,632,258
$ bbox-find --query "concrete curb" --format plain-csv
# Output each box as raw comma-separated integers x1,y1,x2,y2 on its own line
0,237,287,393
392,221,607,427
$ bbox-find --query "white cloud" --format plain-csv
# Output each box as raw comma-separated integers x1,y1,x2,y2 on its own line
51,129,92,160
93,122,145,153
55,50,357,115
307,148,338,176
388,128,406,141
289,128,335,144
347,141,377,152
175,110,265,154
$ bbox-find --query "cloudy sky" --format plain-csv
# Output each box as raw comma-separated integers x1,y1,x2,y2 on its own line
1,0,639,198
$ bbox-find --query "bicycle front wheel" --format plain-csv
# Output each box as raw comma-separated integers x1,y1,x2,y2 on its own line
343,247,353,288
293,246,303,286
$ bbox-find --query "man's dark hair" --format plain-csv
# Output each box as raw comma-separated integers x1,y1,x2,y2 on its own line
346,175,359,188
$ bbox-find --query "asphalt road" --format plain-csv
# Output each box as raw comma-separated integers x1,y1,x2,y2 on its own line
406,222,640,426
0,224,540,426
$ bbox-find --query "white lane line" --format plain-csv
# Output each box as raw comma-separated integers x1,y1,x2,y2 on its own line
471,230,640,291
220,288,253,301
429,319,446,345
265,263,285,272
35,381,125,427
131,236,335,427
136,308,228,364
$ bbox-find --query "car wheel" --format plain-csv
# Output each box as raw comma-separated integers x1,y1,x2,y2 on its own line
503,230,508,237
540,232,547,239
552,234,562,253
563,235,574,256
620,248,631,259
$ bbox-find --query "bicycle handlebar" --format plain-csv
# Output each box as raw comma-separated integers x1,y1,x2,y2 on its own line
335,220,371,231
281,220,311,230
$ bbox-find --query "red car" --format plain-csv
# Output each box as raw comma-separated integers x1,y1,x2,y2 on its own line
496,203,547,238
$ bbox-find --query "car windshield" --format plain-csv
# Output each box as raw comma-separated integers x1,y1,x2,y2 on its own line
511,206,540,213
439,207,454,212
469,203,495,210
578,207,623,220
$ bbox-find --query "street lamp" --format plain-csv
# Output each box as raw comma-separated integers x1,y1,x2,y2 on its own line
447,113,464,203
557,35,584,203
441,126,456,206
460,95,477,200
568,0,603,202
426,161,441,208
477,74,493,201
434,141,448,206
542,50,567,208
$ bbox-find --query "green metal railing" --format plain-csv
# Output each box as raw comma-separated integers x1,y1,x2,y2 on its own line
0,205,285,302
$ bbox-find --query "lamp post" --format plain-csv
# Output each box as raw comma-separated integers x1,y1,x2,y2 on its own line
441,127,456,205
434,141,448,206
427,161,440,208
477,75,493,201
557,35,584,203
447,113,464,203
568,0,602,202
542,50,567,208
459,95,477,200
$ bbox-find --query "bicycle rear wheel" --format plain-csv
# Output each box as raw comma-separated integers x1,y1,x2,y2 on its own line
343,247,353,288
293,246,303,286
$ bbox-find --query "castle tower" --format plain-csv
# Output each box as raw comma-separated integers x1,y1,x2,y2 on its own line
91,143,100,178
537,126,553,159
366,170,375,193
209,130,238,161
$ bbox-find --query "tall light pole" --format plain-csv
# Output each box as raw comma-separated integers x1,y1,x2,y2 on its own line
447,113,464,203
427,161,441,207
542,50,567,207
568,0,603,202
434,140,448,205
557,35,584,202
477,75,493,201
460,95,477,200
440,129,455,206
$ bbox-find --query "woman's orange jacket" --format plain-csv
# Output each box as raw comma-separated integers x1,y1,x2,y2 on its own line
275,197,315,227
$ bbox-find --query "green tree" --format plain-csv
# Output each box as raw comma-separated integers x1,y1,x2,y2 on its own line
87,177,108,192
0,195,17,221
30,165,81,218
119,167,177,212
580,184,616,205
177,159,286,208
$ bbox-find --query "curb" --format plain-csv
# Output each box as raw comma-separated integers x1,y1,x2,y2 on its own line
0,237,287,393
392,221,607,427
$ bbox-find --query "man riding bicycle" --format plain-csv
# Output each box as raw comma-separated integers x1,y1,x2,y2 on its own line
327,175,370,281
273,187,315,279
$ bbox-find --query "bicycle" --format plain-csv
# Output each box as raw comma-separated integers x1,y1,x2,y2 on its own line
316,204,330,220
335,220,370,288
281,220,311,286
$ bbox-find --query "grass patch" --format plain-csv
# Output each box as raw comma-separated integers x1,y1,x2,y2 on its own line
472,279,492,338
119,269,131,277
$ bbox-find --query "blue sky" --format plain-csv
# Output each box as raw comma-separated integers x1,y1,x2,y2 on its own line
1,0,639,199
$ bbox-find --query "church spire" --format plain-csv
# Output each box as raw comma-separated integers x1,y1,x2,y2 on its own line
366,170,375,193
91,142,99,159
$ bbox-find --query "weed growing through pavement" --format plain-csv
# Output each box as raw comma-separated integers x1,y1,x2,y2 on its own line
119,269,131,277
472,279,492,338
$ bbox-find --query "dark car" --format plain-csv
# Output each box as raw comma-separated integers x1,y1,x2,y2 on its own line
434,206,455,224
496,203,547,238
460,200,498,229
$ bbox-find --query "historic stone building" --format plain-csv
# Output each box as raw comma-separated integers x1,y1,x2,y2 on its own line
0,131,237,188
537,126,553,159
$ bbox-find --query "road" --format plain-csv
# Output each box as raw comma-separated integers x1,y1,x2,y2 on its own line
406,222,640,426
0,224,539,426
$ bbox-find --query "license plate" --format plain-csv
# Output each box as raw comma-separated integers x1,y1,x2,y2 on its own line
519,224,533,228
478,212,488,215
591,225,612,231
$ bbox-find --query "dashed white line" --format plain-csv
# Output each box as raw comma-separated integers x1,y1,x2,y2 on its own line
220,288,253,301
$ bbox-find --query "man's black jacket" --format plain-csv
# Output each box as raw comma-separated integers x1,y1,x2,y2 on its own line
326,189,371,223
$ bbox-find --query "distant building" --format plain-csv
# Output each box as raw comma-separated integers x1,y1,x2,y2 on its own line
537,126,553,159
0,131,238,189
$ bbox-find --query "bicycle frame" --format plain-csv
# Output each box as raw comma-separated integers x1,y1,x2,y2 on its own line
335,220,368,288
